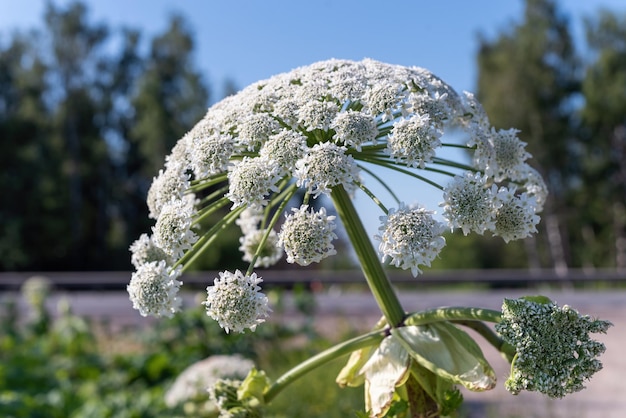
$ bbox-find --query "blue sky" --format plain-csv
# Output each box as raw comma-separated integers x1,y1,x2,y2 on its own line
1,0,624,238
2,0,624,100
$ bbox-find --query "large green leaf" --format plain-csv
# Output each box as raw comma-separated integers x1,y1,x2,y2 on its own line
392,322,496,392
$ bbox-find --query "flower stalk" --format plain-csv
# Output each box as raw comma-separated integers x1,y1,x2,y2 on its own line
331,184,405,327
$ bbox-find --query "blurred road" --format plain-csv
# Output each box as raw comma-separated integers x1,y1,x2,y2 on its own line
4,287,625,417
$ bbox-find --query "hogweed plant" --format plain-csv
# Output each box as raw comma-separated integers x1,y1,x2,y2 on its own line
127,59,611,417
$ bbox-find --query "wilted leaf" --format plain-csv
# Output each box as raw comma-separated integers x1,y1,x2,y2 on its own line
359,335,410,417
392,323,496,392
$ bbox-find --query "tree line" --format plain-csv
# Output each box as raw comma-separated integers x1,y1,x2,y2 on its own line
440,0,626,272
1,0,625,272
0,2,213,270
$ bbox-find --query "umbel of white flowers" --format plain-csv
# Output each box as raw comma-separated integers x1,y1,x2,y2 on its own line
128,58,547,332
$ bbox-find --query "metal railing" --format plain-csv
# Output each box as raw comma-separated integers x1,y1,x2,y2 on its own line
1,269,625,291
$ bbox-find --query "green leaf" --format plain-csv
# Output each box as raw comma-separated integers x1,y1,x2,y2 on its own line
392,323,496,392
238,368,270,405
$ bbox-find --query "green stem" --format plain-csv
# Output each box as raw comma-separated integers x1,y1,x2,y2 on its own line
404,307,502,326
450,320,515,362
357,163,401,207
246,184,298,275
331,185,405,327
263,329,385,402
175,206,244,271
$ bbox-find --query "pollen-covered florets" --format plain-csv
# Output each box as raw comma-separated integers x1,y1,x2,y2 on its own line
376,204,447,276
278,205,337,266
186,122,234,178
491,188,540,242
146,166,191,220
203,270,271,333
259,129,308,174
127,260,182,318
130,233,173,269
387,114,441,168
331,110,379,151
496,297,612,398
442,172,498,235
294,142,359,198
152,198,198,259
226,157,283,209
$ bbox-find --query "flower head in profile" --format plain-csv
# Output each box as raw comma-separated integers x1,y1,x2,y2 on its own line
278,205,337,266
491,187,540,242
226,157,282,209
294,142,359,198
387,114,441,168
127,260,182,318
495,296,612,398
239,229,283,268
129,233,172,269
203,270,271,333
376,204,447,276
152,197,198,259
441,172,497,235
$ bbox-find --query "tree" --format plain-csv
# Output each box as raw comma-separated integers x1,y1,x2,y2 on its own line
578,10,626,268
0,3,212,271
474,0,579,271
130,15,209,177
43,2,115,269
0,34,50,269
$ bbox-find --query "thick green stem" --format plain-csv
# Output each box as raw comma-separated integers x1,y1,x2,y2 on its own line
451,320,515,362
263,329,385,403
404,307,502,326
331,185,405,327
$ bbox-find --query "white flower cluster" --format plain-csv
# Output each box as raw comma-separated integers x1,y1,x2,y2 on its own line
279,205,338,266
127,260,182,318
129,58,549,326
495,297,612,398
441,173,540,241
377,204,447,276
203,270,271,333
